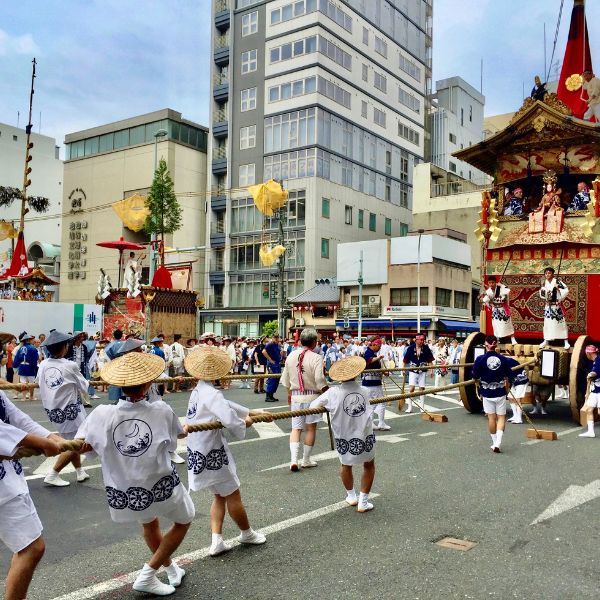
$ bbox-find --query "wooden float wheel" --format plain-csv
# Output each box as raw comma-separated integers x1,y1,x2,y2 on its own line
569,335,592,424
459,331,485,413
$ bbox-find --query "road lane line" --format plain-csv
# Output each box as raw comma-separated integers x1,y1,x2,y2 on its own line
50,495,378,600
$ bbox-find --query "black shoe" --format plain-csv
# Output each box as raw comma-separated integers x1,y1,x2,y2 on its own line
265,396,278,402
254,390,259,394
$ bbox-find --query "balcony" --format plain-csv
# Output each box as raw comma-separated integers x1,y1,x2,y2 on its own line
210,220,226,247
213,34,230,67
211,191,227,211
209,256,225,285
212,106,229,138
214,0,231,32
211,145,228,175
213,73,229,104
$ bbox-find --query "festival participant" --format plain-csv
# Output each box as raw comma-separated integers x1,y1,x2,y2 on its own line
583,70,600,122
150,336,169,397
37,331,90,487
473,335,513,453
0,393,63,600
480,275,518,344
221,337,236,390
579,345,600,438
433,338,449,388
539,267,570,349
66,332,93,407
157,334,173,393
183,348,269,557
13,332,39,402
170,335,185,393
77,351,192,596
262,334,282,402
310,356,376,512
448,338,462,385
253,337,267,395
503,188,525,216
362,338,390,431
505,357,529,424
402,334,434,413
567,182,591,212
280,328,328,471
530,75,547,101
104,329,124,404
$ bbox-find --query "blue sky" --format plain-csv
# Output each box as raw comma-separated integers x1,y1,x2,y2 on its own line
0,1,595,147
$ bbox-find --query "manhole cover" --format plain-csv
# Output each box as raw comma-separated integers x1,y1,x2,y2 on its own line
435,537,477,551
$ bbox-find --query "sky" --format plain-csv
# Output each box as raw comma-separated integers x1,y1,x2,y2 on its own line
0,0,595,149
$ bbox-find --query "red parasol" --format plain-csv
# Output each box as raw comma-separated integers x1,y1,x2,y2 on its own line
96,237,146,288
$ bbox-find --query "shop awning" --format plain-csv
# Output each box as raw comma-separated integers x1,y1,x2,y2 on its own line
335,319,431,329
439,319,480,332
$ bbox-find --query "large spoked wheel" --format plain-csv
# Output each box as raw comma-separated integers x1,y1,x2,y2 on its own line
459,331,485,413
569,335,592,424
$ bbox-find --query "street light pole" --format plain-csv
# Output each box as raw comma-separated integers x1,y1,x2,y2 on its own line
416,229,425,334
357,250,364,340
149,128,168,284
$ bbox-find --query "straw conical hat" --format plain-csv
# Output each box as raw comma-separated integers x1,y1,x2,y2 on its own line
184,346,232,380
100,352,165,386
329,356,366,382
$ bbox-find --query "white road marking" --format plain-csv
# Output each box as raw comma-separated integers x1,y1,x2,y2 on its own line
427,394,463,405
260,450,339,471
531,480,600,525
418,432,438,437
252,421,288,439
26,464,103,481
377,434,410,444
50,495,378,600
521,426,582,445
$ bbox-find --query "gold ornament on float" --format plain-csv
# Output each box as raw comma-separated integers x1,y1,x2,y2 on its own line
565,74,583,92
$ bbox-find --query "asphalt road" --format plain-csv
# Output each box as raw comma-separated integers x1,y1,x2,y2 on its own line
2,377,599,600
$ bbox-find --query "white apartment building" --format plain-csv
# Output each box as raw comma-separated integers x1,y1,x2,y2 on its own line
205,0,433,337
0,123,63,269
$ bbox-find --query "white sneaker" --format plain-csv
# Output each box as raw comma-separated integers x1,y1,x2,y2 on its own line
209,538,232,556
165,563,186,587
76,469,90,482
239,530,266,545
301,459,318,468
579,431,596,438
404,406,412,413
512,419,523,424
170,452,186,464
132,574,175,596
89,395,100,400
357,502,374,513
378,423,391,431
44,472,70,487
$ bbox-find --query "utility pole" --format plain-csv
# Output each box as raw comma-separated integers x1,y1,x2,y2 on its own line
276,204,286,337
357,250,363,340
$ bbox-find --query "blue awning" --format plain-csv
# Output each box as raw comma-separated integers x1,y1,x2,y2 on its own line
335,319,431,329
439,319,480,332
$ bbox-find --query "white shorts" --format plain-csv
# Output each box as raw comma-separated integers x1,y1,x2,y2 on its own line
511,384,529,400
585,391,600,409
19,375,36,384
206,476,241,498
408,371,426,388
483,396,507,415
0,494,43,553
140,488,196,525
291,399,319,429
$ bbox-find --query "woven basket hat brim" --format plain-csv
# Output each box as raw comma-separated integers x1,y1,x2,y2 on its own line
100,352,166,387
184,347,232,380
329,356,366,382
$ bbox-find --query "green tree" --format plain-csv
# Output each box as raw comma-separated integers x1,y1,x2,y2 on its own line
144,158,182,265
262,320,278,337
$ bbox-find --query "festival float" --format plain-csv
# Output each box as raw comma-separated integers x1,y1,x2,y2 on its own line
455,0,600,423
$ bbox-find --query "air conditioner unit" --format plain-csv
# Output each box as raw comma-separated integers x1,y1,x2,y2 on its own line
295,318,305,327
368,295,380,305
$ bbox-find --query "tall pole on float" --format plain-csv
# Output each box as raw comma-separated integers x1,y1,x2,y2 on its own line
19,58,37,234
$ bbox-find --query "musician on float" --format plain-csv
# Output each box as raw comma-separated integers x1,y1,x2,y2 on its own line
566,182,591,212
479,275,518,345
503,188,525,216
539,267,569,349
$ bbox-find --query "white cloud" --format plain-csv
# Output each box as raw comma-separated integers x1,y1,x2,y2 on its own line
0,29,40,56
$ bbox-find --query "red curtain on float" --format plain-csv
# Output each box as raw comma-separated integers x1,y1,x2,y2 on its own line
8,232,29,276
556,0,593,119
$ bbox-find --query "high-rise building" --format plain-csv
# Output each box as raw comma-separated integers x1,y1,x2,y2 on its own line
205,0,433,338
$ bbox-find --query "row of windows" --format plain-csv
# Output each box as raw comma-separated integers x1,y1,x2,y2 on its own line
323,199,409,236
65,119,207,160
230,239,305,271
389,288,470,309
229,271,305,308
270,0,353,33
361,63,421,116
398,122,420,146
399,54,422,83
398,87,420,114
267,74,351,110
264,108,317,154
230,191,306,234
269,34,351,71
317,75,352,109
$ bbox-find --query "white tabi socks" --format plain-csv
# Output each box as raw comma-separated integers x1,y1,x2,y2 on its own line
132,564,175,596
301,444,317,468
357,491,374,513
345,488,358,506
579,421,596,438
404,399,413,413
290,442,300,471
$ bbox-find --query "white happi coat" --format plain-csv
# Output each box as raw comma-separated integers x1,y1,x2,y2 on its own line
310,382,376,465
37,358,88,435
171,342,185,372
481,284,515,338
540,278,569,340
0,392,50,506
185,381,249,492
76,400,186,523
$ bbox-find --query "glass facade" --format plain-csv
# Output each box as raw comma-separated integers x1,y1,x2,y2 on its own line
65,118,207,160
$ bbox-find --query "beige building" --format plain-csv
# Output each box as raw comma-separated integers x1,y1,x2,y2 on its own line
60,109,208,303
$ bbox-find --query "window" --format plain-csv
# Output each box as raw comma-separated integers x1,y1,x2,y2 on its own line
449,161,457,173
268,75,317,103
270,35,317,64
399,222,408,236
240,87,257,111
321,197,330,218
361,101,368,118
390,287,429,306
460,107,464,126
398,87,420,113
239,163,256,186
375,36,388,58
455,290,469,310
319,0,352,31
374,108,386,128
239,125,256,149
449,133,456,144
321,238,330,258
374,72,387,93
241,49,257,74
317,76,351,109
362,64,368,82
398,121,420,145
469,105,473,122
362,26,369,45
369,212,376,231
399,54,422,82
270,0,319,26
344,205,352,225
241,11,258,36
385,218,391,236
358,209,364,228
318,35,351,70
436,287,452,307
264,108,317,153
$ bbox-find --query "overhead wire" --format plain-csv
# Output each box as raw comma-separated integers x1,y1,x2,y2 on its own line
545,0,564,83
